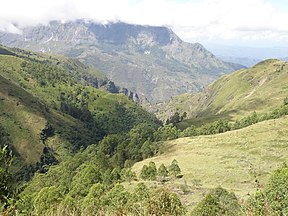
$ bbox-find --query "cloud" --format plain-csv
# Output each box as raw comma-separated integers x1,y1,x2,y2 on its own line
1,0,288,45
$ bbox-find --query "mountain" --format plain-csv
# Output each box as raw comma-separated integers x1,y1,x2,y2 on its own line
0,20,244,102
156,59,288,126
206,44,288,67
217,55,261,67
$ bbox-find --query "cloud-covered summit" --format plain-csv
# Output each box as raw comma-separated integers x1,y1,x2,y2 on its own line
1,0,288,46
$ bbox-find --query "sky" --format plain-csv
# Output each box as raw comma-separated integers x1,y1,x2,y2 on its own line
1,0,288,48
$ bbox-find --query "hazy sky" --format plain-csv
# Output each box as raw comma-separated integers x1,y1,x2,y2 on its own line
1,0,288,47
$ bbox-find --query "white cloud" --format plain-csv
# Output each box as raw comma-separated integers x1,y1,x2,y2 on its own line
1,0,288,45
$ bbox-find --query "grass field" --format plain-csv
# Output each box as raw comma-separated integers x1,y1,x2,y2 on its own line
132,116,288,211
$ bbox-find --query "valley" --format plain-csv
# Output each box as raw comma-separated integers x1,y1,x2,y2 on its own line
0,18,287,216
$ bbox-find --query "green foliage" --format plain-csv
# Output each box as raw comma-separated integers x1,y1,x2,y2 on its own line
140,162,157,181
155,123,180,141
191,186,242,216
246,165,288,215
103,184,130,215
148,188,187,215
33,186,62,215
181,125,197,137
81,183,105,215
120,168,136,183
246,190,268,216
140,139,157,159
158,163,169,178
169,159,181,177
265,166,288,214
182,104,288,138
166,111,181,125
0,145,13,205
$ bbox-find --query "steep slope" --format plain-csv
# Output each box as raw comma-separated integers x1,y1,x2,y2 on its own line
0,20,244,102
0,45,160,171
133,116,288,210
157,59,288,126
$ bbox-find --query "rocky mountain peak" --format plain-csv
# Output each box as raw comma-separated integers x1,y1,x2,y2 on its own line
0,20,244,102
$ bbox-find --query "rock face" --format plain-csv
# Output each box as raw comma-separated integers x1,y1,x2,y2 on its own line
0,20,244,102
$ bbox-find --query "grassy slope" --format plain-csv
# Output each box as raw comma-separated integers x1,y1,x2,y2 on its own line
156,59,288,128
0,74,82,165
0,75,46,164
0,45,160,167
132,116,288,210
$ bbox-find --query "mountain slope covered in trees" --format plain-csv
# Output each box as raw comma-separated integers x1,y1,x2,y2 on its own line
0,20,244,102
0,45,160,180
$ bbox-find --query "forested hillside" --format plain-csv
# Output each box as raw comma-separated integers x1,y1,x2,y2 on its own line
0,45,161,183
0,44,287,215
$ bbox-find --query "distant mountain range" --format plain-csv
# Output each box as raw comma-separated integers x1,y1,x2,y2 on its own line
0,20,244,102
206,44,288,67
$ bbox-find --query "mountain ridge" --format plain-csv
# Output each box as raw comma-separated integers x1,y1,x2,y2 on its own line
155,58,288,127
0,20,244,102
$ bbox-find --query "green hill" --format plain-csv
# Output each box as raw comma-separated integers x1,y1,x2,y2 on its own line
156,59,288,128
0,45,160,177
132,115,288,211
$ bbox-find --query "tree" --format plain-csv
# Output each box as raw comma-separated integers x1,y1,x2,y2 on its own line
103,184,130,215
33,186,63,215
264,165,288,214
192,186,242,216
246,165,288,215
158,163,168,179
0,145,13,205
181,125,197,137
140,162,157,181
169,159,181,177
40,123,54,144
128,182,150,215
140,165,149,180
81,183,105,215
166,112,181,125
120,168,136,184
147,188,186,215
154,124,179,141
140,140,157,159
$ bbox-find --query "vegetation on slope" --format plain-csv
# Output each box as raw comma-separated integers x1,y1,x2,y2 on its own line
0,45,161,180
0,44,287,215
156,59,288,128
133,115,288,212
0,20,244,102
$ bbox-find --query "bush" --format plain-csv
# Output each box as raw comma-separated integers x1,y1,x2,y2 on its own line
191,186,242,216
245,165,288,216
